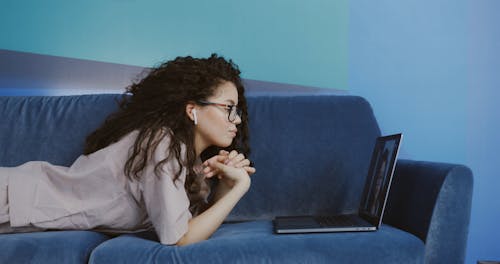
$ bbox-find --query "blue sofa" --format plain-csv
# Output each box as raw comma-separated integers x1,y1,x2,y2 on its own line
0,94,473,263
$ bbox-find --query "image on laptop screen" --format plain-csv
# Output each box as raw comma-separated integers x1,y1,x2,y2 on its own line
359,134,401,224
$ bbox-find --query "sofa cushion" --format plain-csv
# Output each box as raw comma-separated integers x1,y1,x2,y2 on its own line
89,221,424,264
0,230,109,264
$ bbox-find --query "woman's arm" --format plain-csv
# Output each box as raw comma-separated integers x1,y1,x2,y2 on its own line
176,158,251,246
212,178,233,203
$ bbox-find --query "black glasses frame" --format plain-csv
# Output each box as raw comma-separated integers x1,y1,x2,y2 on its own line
197,100,242,122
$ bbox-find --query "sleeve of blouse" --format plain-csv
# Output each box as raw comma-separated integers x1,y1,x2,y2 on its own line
140,136,192,245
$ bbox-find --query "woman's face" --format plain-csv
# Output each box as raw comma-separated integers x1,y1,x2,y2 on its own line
193,81,242,151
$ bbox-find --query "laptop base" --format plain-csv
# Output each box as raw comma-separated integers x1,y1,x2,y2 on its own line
273,214,376,234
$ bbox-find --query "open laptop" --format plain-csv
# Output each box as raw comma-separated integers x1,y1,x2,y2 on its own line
273,133,402,234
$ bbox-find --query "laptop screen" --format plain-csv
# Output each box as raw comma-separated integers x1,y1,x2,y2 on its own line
358,134,402,227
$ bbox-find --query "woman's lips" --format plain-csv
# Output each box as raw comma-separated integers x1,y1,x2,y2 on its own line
228,130,237,137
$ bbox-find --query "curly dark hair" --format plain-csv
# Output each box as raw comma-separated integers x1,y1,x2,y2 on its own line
83,54,249,214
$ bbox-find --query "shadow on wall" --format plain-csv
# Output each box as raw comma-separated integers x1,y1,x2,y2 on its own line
0,49,145,95
0,49,347,97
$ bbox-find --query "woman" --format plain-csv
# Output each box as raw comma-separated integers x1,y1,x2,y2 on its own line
0,54,255,246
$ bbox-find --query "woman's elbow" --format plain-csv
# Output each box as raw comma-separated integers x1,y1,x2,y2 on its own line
175,235,189,246
175,232,198,246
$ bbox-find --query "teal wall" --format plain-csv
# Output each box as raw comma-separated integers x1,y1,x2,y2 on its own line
0,0,348,90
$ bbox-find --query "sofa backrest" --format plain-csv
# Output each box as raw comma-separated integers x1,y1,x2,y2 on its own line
0,94,381,220
0,94,121,167
231,95,381,220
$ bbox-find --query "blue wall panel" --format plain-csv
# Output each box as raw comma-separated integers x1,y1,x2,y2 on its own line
349,0,500,263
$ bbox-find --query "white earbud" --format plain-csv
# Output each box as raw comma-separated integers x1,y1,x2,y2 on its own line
192,109,198,125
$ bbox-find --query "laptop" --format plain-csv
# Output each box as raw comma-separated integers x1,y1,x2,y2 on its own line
273,133,402,234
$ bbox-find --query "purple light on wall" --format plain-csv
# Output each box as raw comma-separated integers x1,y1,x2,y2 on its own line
0,49,346,96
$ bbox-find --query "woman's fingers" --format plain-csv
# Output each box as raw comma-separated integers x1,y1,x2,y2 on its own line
203,166,210,174
204,154,228,166
226,153,245,166
204,170,217,178
225,150,239,164
228,150,238,158
244,166,256,175
207,159,250,184
234,159,250,168
202,164,219,178
210,150,246,167
203,151,255,178
202,154,228,178
207,159,237,176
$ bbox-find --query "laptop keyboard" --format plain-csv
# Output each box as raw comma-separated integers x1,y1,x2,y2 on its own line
316,215,368,227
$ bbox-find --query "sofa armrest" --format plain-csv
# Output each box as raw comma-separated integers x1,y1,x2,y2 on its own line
383,159,473,264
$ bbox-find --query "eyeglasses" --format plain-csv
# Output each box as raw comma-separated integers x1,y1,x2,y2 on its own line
197,100,242,122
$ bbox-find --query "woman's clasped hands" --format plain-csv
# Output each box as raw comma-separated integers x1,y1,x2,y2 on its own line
201,150,255,190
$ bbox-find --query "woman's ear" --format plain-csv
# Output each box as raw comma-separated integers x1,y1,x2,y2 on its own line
186,103,197,124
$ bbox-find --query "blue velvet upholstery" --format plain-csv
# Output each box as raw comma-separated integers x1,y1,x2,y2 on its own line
0,231,108,264
90,221,424,264
230,95,381,220
0,94,473,263
384,160,473,264
0,95,120,167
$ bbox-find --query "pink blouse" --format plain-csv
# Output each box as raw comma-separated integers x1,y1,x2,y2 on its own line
3,130,193,245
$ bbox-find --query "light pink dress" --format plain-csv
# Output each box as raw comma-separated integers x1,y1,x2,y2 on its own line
0,131,195,245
